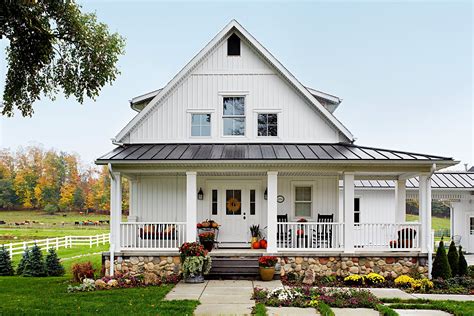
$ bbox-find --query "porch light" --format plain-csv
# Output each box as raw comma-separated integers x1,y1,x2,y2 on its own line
197,188,204,200
264,188,268,200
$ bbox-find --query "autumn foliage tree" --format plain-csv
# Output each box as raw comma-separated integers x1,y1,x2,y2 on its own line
0,145,128,212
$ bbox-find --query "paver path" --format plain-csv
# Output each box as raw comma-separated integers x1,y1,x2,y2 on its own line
394,309,451,316
166,280,473,315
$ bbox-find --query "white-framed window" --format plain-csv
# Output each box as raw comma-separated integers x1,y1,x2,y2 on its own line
223,96,245,136
354,197,361,223
294,186,312,217
191,113,211,137
257,113,278,136
470,217,474,235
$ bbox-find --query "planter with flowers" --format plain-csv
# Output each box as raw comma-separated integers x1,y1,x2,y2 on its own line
258,256,278,281
179,242,212,283
199,232,215,252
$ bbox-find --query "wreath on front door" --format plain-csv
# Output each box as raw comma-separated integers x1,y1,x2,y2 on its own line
226,197,241,213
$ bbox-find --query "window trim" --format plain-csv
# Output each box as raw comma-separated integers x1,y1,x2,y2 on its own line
291,181,314,220
221,95,247,137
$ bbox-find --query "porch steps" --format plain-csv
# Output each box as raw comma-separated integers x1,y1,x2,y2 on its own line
208,256,279,280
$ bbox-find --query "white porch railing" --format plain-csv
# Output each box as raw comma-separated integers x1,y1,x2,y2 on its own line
276,222,344,251
120,222,186,250
354,223,421,251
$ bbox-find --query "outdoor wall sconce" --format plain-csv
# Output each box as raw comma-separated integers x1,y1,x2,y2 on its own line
264,188,268,200
197,188,204,200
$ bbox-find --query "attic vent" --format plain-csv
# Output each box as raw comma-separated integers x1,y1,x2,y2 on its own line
227,33,240,56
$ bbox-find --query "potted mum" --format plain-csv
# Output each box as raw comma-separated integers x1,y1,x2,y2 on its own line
258,256,278,281
179,242,212,283
199,232,215,252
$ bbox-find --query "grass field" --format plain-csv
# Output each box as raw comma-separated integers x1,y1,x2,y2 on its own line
406,214,450,231
0,210,124,243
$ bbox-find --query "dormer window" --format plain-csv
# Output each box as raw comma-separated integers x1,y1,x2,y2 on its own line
227,33,241,56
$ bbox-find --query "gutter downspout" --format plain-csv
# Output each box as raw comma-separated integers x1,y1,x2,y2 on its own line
428,163,436,279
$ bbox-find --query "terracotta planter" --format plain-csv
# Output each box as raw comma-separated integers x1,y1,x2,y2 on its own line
259,266,275,281
201,240,214,252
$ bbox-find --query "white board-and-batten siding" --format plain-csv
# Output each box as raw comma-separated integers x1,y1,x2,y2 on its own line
129,176,339,223
126,35,342,144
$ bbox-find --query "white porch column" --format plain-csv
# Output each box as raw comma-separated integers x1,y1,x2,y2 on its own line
419,174,432,253
186,171,197,243
267,171,278,253
110,171,122,252
343,172,355,253
395,179,407,223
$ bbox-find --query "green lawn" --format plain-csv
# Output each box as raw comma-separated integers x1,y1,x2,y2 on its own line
406,214,450,231
0,210,123,243
383,298,474,316
1,248,199,315
0,277,198,315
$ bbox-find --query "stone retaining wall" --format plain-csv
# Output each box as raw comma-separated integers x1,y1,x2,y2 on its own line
103,254,181,277
277,256,428,279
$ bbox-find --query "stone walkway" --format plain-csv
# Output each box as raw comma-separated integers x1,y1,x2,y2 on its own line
165,280,473,315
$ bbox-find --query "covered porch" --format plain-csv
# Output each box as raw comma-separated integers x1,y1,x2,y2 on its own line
98,143,456,256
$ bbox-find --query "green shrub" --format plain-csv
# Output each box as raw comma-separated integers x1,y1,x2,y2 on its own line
447,240,459,276
432,239,451,279
45,248,65,276
16,248,30,275
23,244,47,277
0,245,14,276
458,246,468,277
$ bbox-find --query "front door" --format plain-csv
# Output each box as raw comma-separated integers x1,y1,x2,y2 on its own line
208,182,260,247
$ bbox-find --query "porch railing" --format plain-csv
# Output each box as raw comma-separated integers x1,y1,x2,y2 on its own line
120,222,186,250
354,222,421,251
276,222,344,251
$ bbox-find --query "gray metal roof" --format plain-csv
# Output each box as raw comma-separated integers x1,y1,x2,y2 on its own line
97,143,453,162
353,173,474,189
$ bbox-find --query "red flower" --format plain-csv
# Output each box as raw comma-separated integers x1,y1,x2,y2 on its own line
258,256,278,267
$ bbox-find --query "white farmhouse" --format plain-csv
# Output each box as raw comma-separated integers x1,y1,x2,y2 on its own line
96,20,458,278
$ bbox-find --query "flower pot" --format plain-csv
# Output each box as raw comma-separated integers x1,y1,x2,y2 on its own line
259,266,275,281
184,273,205,283
201,240,214,252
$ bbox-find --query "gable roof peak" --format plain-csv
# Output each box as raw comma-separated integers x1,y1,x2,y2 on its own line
114,20,354,143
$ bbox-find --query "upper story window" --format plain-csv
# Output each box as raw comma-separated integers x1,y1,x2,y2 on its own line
223,97,245,136
191,114,211,137
257,114,278,136
227,33,241,56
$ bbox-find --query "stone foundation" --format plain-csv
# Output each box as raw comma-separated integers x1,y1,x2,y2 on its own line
103,254,181,277
277,255,428,279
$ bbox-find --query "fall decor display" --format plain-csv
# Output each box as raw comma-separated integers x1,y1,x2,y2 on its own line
252,241,260,249
250,225,261,248
259,239,267,249
226,197,241,214
258,256,277,281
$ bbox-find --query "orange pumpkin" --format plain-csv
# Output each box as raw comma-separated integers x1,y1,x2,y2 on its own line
252,241,260,249
259,239,267,249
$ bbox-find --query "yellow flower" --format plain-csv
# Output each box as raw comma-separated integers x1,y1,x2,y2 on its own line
394,275,415,287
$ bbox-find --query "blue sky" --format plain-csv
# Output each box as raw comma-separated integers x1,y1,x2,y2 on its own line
0,1,472,167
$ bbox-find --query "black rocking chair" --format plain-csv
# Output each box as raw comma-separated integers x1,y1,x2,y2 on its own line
312,214,334,248
277,214,292,248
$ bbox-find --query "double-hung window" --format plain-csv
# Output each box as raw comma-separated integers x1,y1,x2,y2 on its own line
295,186,312,217
257,113,278,136
191,114,211,137
223,97,245,136
354,198,361,224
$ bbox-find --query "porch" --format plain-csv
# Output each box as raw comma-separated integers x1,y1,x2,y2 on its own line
108,168,431,254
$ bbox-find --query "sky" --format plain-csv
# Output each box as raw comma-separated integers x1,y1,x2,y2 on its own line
0,1,472,168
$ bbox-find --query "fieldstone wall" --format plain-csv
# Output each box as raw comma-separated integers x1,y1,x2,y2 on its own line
103,255,181,277
277,256,428,279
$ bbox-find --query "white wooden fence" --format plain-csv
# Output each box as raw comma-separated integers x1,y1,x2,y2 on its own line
2,233,110,258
